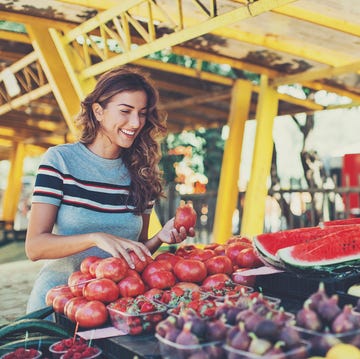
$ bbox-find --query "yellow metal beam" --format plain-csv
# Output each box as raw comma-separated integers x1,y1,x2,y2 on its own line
274,4,360,37
212,79,252,244
241,75,279,237
0,11,75,31
272,60,360,87
26,24,91,136
2,141,25,222
0,29,30,43
53,0,296,81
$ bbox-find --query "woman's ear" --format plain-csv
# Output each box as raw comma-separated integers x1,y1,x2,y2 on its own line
92,103,104,121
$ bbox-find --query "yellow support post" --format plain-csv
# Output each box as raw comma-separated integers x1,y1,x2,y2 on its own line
26,24,96,137
212,79,252,244
2,141,25,222
241,75,279,238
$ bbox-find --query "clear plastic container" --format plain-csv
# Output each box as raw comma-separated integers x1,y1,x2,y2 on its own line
107,301,168,335
200,283,254,301
155,333,224,359
223,341,311,359
59,347,102,359
0,349,42,359
294,326,360,356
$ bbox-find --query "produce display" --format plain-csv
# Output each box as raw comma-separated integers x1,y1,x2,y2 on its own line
17,215,358,358
294,283,360,355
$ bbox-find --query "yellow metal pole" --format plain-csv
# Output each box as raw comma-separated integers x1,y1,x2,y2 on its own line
241,75,279,238
27,24,96,137
212,79,252,244
2,141,25,223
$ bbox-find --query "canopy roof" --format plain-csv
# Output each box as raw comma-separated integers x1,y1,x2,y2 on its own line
0,0,359,160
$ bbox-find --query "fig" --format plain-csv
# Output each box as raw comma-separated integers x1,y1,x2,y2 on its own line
205,318,228,341
331,304,357,333
308,282,328,311
228,323,251,351
296,302,322,331
316,294,341,324
188,315,207,338
278,325,301,349
155,316,177,337
263,341,286,359
248,333,272,355
242,311,264,332
254,319,280,343
271,307,294,326
176,322,199,345
165,326,181,342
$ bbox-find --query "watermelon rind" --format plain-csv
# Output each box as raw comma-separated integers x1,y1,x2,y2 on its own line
252,237,285,269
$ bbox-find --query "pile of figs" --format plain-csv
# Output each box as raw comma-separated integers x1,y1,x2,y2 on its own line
294,282,360,355
155,308,228,359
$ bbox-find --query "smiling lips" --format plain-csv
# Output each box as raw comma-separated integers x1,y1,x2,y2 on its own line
121,128,136,137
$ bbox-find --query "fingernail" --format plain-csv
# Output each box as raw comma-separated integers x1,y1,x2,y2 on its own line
130,264,135,269
141,257,145,261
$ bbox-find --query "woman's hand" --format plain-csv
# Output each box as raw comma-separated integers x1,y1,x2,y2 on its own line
157,217,195,245
92,233,152,269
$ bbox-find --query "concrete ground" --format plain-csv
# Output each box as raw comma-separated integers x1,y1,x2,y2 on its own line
0,256,44,326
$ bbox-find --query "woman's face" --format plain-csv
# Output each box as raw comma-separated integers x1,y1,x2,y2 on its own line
94,90,148,150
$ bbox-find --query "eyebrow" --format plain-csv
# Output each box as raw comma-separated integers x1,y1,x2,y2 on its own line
118,103,147,110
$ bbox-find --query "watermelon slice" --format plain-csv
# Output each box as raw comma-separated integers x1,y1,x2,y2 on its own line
278,225,360,275
323,217,360,227
253,224,358,269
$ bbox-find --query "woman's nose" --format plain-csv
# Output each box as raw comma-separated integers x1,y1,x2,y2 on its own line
129,112,141,127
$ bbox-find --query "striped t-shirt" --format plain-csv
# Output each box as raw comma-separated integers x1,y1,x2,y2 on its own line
27,142,153,312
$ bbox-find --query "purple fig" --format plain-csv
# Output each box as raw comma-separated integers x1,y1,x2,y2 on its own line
165,326,181,342
296,301,322,331
316,294,341,324
243,311,264,332
155,316,177,337
227,323,251,351
205,318,228,341
188,315,207,338
308,282,328,311
254,319,281,343
278,325,301,348
176,322,199,345
271,307,294,326
331,304,357,333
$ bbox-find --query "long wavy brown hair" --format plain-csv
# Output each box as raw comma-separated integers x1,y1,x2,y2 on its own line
75,66,167,214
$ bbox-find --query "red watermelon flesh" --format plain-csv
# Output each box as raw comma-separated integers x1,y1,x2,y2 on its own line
278,225,360,267
253,225,357,268
323,217,360,227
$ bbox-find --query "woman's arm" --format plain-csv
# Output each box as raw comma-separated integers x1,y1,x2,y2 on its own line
25,202,151,268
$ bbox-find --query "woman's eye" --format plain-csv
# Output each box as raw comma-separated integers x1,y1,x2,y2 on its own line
120,110,130,114
139,112,147,118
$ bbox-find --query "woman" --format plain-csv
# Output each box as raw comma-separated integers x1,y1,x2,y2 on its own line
25,66,194,312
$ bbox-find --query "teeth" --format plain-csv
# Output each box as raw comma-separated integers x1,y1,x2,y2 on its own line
121,129,135,136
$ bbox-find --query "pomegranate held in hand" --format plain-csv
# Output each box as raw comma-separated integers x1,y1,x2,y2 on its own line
174,201,197,234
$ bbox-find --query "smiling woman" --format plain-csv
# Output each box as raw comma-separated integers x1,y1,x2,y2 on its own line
24,66,196,314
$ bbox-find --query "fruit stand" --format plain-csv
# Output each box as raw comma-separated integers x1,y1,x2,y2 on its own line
2,218,360,358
